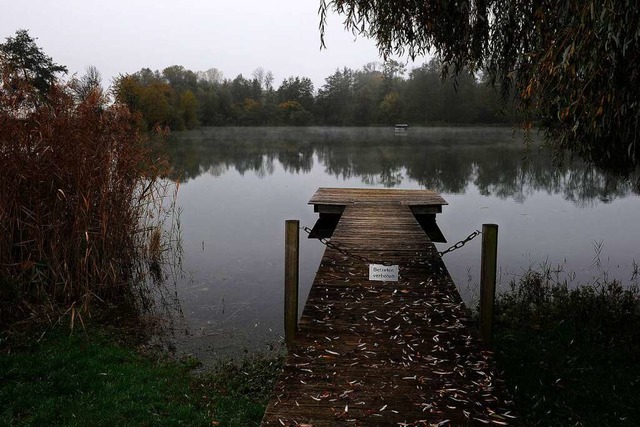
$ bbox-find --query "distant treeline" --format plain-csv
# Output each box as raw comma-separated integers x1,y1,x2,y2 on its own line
113,59,519,131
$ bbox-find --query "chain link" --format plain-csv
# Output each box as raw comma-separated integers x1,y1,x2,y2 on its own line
302,225,481,263
437,229,482,257
301,226,395,266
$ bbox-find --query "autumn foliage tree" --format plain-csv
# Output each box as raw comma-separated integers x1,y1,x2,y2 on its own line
113,68,199,131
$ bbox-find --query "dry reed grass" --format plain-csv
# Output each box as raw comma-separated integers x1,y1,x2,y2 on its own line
0,75,175,327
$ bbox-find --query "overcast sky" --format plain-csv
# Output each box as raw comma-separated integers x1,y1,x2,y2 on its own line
2,0,428,90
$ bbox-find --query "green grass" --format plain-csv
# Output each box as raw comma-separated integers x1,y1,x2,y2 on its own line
0,327,283,427
192,356,284,426
492,270,640,426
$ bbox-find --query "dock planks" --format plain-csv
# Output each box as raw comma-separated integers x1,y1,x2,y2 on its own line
309,187,448,207
262,191,514,426
310,187,448,215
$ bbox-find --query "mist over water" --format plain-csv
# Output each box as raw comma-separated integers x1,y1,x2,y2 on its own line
155,127,640,363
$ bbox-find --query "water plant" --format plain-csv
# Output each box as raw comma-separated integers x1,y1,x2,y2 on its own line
492,266,640,425
0,65,175,328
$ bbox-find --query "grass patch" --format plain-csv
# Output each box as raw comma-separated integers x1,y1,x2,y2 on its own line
492,270,640,425
191,356,283,426
0,325,283,426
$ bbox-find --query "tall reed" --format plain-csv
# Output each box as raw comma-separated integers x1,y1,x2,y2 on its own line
0,76,173,326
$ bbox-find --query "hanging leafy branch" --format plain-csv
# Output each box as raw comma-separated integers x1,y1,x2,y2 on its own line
319,0,640,174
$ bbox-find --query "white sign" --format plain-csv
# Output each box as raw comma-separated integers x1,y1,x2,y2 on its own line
369,264,399,282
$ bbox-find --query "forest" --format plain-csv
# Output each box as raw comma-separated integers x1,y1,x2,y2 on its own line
112,60,518,131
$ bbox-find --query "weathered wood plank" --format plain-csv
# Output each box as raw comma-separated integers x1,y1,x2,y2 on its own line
262,193,514,426
310,187,448,211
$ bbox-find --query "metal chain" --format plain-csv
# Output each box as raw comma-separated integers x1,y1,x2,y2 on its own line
301,226,394,266
438,229,482,257
302,225,481,262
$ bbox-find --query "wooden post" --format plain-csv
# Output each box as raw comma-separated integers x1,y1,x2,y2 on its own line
480,223,498,346
284,219,300,347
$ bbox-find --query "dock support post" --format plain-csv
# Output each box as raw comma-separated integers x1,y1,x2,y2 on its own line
284,219,300,347
480,223,498,346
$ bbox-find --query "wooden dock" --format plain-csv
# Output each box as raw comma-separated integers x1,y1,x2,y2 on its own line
262,188,514,426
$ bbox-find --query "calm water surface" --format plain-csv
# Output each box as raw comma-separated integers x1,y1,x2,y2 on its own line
157,127,640,363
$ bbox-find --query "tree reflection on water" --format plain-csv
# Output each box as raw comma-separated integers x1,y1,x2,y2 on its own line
158,127,639,206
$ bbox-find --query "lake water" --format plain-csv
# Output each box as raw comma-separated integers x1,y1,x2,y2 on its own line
156,127,640,363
